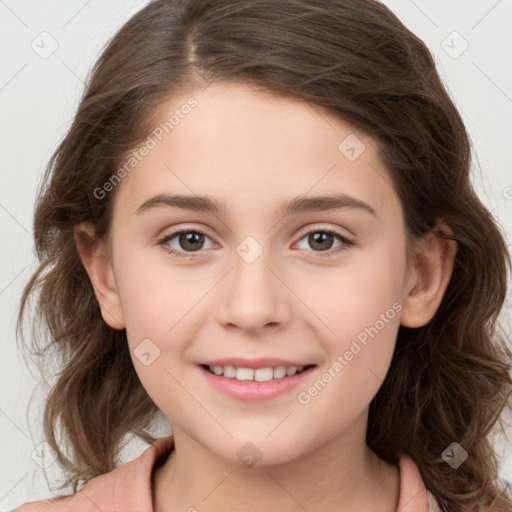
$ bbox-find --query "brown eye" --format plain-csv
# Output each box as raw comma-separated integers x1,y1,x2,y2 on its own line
177,231,205,252
295,228,354,256
308,232,335,251
159,229,216,257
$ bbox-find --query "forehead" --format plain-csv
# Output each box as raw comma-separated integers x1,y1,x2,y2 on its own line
112,81,399,220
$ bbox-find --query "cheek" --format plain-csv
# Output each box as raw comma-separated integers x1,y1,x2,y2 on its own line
113,245,198,340
294,240,405,400
299,240,405,345
333,267,402,351
292,283,402,435
112,251,198,415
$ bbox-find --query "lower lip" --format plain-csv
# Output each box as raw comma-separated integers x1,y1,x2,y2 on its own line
198,365,315,401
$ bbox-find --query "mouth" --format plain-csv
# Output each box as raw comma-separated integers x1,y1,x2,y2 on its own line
200,363,315,382
197,359,317,401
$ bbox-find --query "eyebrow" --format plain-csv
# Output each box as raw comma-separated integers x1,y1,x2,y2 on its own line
136,193,377,217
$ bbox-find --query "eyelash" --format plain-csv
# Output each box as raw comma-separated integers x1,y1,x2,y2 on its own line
158,226,354,259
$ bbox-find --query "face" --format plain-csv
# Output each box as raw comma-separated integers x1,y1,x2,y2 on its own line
90,81,420,465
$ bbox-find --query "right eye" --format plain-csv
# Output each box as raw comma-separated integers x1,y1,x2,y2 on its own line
159,228,217,258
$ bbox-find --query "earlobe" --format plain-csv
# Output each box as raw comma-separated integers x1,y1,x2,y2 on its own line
400,221,458,328
74,222,126,330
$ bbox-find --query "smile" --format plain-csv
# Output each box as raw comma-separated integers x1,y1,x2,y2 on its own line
198,359,317,401
203,364,311,382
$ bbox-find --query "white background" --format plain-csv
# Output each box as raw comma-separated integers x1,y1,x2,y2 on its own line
1,0,511,509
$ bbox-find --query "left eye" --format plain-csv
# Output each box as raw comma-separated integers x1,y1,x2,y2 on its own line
294,229,353,255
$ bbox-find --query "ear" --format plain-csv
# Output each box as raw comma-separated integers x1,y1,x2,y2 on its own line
74,222,126,330
400,220,458,328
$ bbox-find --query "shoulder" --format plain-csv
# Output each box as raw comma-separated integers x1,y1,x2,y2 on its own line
397,453,443,512
426,489,443,512
13,496,72,511
13,436,174,512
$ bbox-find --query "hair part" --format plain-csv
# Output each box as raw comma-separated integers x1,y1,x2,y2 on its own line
18,0,512,509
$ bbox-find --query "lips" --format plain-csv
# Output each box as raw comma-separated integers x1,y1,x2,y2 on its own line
197,358,316,400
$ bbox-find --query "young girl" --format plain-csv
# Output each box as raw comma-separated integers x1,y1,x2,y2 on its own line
15,0,512,510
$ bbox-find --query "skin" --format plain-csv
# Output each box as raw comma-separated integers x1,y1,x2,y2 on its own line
76,81,457,511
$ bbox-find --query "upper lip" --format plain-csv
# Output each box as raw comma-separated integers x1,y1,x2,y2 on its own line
199,358,315,369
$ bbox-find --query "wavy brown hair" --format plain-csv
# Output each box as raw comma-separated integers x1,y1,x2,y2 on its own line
18,0,512,509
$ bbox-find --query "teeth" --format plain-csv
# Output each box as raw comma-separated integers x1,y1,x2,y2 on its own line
273,366,287,378
254,368,274,382
223,365,236,378
207,364,308,381
286,366,297,376
235,367,254,381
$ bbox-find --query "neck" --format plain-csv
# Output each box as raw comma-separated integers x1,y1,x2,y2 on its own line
152,411,400,512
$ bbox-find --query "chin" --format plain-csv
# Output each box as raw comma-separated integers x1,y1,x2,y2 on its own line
205,433,306,468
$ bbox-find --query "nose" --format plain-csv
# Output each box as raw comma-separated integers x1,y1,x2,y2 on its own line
216,242,291,335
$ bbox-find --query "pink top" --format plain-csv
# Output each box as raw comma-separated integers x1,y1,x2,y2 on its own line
15,436,441,511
